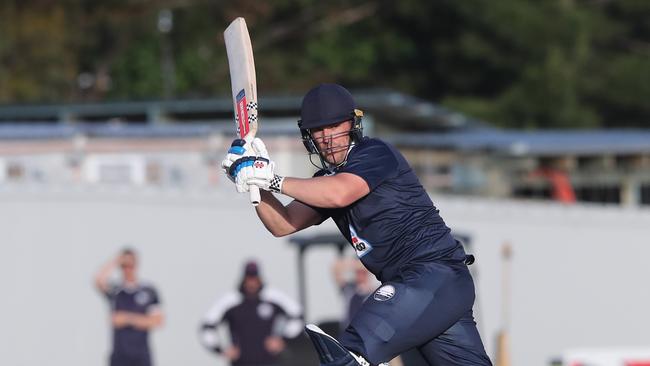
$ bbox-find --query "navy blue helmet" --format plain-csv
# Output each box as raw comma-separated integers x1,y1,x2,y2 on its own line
298,84,364,156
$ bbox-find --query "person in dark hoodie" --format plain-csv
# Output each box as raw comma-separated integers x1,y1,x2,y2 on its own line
199,260,303,366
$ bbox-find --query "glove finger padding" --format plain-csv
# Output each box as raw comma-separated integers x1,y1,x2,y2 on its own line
245,178,269,190
221,158,233,170
251,138,269,159
232,157,255,193
236,179,250,193
243,161,284,193
228,138,280,194
222,139,256,186
234,158,273,186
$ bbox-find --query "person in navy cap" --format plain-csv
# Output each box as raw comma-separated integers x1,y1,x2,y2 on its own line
221,84,491,366
199,260,303,366
94,248,164,366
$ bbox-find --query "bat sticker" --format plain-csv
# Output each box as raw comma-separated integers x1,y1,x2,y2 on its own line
236,89,249,137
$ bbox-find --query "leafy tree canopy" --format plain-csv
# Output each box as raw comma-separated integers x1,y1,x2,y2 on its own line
0,0,648,128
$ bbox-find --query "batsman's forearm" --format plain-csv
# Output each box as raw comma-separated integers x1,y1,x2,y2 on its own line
94,259,117,293
130,312,164,330
255,191,299,237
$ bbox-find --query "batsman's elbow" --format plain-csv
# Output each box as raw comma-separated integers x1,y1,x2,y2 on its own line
270,229,288,238
331,197,352,208
326,192,358,208
271,228,298,238
263,224,295,238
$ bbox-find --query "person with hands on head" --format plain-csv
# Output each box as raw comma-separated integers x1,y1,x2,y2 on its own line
94,248,164,366
222,83,492,366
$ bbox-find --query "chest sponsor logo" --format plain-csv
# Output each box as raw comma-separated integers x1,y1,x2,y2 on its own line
373,284,395,301
135,290,151,306
257,303,274,319
349,224,373,258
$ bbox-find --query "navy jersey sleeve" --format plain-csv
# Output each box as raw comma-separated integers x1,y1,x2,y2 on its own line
148,286,161,309
338,141,399,190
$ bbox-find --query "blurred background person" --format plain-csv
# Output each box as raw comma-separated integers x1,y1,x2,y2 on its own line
331,256,378,333
94,248,164,366
199,260,303,366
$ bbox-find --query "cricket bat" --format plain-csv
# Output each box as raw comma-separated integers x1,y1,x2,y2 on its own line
224,17,260,206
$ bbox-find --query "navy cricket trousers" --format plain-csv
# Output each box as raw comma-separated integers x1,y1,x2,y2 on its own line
339,260,492,365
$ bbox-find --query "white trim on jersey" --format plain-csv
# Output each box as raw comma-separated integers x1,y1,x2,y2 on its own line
108,280,157,294
147,304,162,315
200,291,242,350
259,287,304,338
200,328,220,351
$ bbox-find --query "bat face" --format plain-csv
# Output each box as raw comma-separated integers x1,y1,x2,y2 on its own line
224,17,261,205
224,17,258,143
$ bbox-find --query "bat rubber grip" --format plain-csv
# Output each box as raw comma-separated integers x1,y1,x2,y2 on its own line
249,185,261,206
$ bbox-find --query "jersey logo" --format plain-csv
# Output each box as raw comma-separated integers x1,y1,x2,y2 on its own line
135,290,151,306
257,303,273,319
349,224,373,258
373,284,395,301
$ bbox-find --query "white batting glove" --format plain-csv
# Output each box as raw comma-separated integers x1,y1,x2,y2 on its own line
231,139,273,188
221,138,258,192
247,173,285,193
234,156,276,191
240,139,285,193
221,139,249,181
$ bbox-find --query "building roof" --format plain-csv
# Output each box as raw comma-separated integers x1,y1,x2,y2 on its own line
1,92,649,156
387,128,650,156
0,90,484,130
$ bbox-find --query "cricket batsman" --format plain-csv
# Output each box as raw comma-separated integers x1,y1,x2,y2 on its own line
222,84,492,366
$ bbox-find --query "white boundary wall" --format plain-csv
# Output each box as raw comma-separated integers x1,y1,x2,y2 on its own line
1,186,649,366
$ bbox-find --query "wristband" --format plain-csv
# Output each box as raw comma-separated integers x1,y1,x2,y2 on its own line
270,174,284,193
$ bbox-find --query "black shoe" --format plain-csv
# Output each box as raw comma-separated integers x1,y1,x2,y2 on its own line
305,324,373,366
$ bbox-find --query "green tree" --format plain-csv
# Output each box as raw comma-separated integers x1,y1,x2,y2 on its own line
0,0,647,128
0,2,76,102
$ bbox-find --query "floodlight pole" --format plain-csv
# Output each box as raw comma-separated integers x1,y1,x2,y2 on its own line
297,245,308,320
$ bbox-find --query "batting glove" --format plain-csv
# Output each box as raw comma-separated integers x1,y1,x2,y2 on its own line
243,139,285,193
230,139,284,193
221,138,259,192
247,173,285,194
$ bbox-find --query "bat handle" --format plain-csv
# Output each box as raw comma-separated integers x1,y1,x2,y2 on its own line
249,185,261,206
